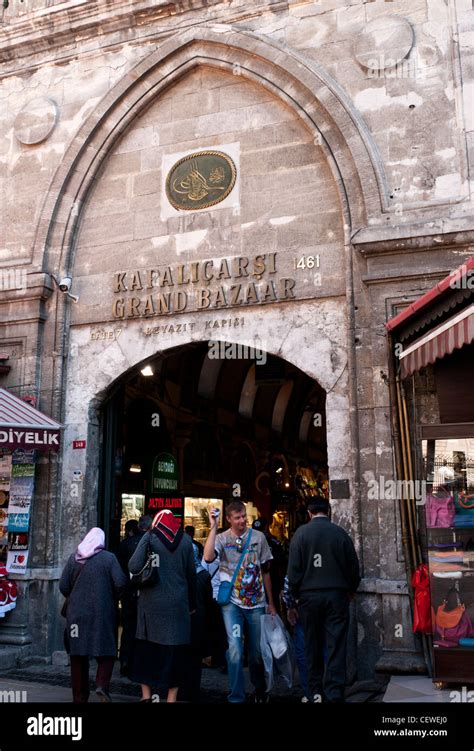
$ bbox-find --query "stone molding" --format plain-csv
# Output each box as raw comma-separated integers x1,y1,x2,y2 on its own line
0,1,301,68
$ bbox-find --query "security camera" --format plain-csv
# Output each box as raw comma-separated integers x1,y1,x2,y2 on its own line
50,274,79,303
58,276,72,293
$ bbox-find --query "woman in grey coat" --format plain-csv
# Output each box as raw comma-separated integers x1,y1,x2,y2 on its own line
128,510,197,702
59,527,127,703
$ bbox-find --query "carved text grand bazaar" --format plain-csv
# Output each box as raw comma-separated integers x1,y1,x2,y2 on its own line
111,252,297,318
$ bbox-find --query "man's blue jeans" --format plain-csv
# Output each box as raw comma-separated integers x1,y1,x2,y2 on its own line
221,602,266,703
293,621,310,699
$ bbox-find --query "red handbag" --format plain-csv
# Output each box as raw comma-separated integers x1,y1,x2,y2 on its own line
412,564,432,634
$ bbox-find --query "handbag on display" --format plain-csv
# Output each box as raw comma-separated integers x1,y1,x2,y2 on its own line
130,541,158,589
426,491,455,528
434,585,474,644
217,529,252,606
454,492,474,527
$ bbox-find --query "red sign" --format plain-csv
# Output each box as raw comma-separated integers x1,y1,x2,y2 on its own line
146,496,184,525
72,440,86,449
148,497,183,510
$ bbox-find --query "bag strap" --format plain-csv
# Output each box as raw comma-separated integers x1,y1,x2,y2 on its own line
444,582,462,608
132,541,155,577
68,559,87,596
228,529,253,590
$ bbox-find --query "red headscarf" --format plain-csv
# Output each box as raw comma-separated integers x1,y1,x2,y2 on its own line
151,510,183,551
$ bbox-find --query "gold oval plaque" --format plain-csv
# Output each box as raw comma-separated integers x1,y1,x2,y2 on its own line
166,150,237,211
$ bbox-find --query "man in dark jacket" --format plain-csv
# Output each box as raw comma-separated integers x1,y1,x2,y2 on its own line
117,516,151,677
287,498,360,703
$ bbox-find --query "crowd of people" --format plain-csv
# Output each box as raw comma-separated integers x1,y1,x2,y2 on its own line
59,497,360,703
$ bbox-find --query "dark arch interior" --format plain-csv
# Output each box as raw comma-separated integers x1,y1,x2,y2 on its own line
99,341,328,552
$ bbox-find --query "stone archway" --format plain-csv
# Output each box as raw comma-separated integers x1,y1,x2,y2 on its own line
60,322,349,560
36,22,381,567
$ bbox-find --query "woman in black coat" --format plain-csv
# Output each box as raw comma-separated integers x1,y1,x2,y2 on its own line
59,527,127,703
128,510,197,703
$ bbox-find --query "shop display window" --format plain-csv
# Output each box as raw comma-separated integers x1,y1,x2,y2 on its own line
184,498,223,548
120,494,145,538
422,438,474,668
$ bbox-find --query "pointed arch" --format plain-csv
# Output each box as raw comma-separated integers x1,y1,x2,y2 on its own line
34,23,389,276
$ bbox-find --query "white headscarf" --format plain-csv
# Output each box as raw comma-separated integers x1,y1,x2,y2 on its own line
75,527,105,563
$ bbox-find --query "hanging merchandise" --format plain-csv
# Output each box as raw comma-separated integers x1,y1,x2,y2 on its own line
295,465,318,499
412,564,432,634
454,491,474,528
0,564,17,618
433,584,474,646
269,510,289,542
426,488,455,528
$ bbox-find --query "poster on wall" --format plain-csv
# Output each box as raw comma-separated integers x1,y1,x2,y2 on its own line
0,450,12,561
0,450,12,513
7,494,32,515
7,512,30,533
0,450,12,490
5,450,35,571
8,448,35,519
0,508,8,545
7,532,29,574
12,448,36,464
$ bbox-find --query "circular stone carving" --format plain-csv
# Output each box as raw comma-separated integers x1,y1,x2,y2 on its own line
14,97,58,145
166,151,237,211
354,16,414,71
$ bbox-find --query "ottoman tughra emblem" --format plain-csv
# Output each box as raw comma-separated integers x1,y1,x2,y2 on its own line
166,150,236,211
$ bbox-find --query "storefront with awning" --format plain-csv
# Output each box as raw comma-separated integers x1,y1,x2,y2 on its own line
386,258,474,689
0,388,62,584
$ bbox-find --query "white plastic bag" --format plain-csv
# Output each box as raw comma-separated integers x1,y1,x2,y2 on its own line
260,614,295,692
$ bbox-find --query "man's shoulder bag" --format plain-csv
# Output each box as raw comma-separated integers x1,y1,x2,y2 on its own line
217,529,253,606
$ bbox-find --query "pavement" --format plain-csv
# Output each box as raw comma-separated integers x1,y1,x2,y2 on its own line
0,660,389,703
382,675,460,703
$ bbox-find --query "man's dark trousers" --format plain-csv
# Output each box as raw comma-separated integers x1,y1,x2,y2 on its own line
298,590,350,702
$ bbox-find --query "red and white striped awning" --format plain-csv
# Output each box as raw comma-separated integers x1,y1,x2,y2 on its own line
399,304,474,378
0,388,62,451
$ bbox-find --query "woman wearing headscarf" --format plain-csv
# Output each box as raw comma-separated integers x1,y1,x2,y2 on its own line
128,510,197,703
59,527,127,703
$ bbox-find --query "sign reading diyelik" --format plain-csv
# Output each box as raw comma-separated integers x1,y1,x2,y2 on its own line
0,429,61,450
